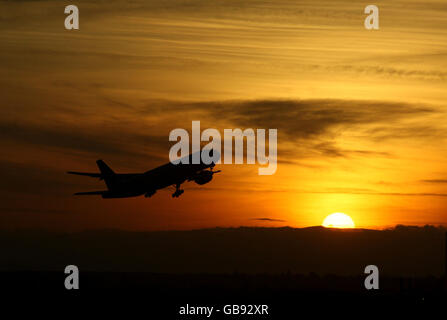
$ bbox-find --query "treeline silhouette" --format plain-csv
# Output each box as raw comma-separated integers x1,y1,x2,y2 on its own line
1,225,445,276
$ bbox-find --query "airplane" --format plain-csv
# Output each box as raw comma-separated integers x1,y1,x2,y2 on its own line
67,151,221,198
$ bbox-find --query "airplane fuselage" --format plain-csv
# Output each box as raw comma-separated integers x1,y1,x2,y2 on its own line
68,154,218,199
102,162,210,198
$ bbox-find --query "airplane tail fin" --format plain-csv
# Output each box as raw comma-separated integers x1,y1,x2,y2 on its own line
96,160,115,189
96,160,115,177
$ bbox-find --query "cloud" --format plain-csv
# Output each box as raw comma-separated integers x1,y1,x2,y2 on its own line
327,65,447,81
185,184,447,198
0,120,169,165
251,218,286,222
141,98,439,160
304,191,447,198
0,98,438,169
421,179,447,184
151,99,434,139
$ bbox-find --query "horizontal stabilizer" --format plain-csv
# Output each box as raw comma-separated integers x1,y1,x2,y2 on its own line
67,171,102,178
74,191,106,196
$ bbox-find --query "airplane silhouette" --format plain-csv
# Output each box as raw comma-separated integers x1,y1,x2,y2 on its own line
67,151,221,198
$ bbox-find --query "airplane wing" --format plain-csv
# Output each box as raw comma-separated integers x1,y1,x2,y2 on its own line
74,191,106,195
67,171,102,178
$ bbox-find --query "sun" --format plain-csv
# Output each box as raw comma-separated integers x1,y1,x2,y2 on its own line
322,212,355,229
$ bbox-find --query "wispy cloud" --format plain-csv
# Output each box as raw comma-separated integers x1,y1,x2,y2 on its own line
0,98,440,168
251,218,286,222
421,179,447,184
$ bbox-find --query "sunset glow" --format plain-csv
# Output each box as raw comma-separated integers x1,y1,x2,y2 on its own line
322,213,355,229
1,0,447,231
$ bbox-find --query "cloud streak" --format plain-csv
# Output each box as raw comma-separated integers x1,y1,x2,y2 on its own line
251,218,286,222
1,98,440,167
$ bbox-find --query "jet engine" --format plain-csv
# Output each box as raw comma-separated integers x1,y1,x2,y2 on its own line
193,170,214,185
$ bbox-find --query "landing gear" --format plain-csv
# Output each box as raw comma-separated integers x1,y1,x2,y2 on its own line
144,190,156,198
172,189,184,198
172,183,184,198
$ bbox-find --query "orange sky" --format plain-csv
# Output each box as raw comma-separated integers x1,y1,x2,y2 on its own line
1,0,447,230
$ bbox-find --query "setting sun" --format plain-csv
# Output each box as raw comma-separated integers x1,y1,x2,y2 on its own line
322,213,355,229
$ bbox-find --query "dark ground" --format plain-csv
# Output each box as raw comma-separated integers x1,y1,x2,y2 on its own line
2,271,446,317
2,226,446,316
